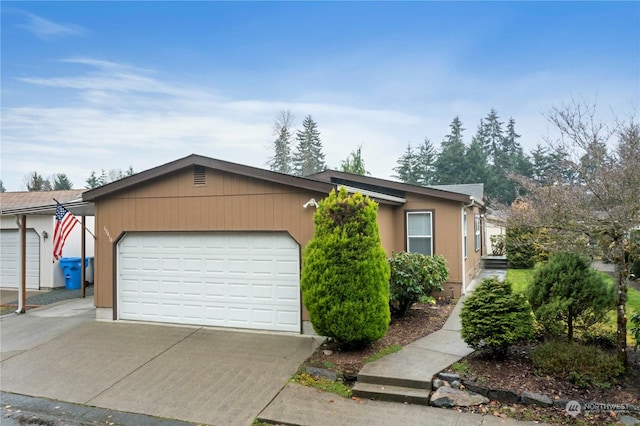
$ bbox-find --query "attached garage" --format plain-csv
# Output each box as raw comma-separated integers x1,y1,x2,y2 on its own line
84,154,484,334
118,231,301,332
0,229,40,289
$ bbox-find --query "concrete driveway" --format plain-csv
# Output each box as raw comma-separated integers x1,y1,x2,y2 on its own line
1,301,320,426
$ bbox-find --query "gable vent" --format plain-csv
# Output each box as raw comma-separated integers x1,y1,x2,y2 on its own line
194,166,206,185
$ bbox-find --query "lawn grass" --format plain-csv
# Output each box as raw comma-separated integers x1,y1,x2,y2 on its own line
506,267,640,343
506,268,533,294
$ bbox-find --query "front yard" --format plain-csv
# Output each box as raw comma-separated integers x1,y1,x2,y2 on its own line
295,268,640,426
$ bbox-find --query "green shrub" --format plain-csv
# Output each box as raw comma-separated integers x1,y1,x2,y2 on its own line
301,188,390,348
632,310,640,352
388,251,448,317
531,341,624,388
580,325,617,350
527,252,615,341
505,225,537,269
490,234,505,256
460,277,534,359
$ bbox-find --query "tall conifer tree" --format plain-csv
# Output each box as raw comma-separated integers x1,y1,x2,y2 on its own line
292,115,325,176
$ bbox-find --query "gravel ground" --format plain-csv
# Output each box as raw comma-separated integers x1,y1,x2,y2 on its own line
1,285,94,311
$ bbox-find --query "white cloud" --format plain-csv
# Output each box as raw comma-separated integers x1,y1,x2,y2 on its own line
17,12,86,40
1,57,636,192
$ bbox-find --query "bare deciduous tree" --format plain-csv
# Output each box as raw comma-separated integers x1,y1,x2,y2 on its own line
509,100,640,366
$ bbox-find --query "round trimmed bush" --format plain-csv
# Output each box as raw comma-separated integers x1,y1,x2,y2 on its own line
301,188,390,348
461,277,534,359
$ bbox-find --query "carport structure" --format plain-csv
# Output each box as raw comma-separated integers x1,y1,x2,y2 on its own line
0,194,95,312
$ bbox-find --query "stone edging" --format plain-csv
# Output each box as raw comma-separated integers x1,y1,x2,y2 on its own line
432,372,640,415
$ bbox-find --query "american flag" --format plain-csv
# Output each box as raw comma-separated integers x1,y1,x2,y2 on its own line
53,202,79,262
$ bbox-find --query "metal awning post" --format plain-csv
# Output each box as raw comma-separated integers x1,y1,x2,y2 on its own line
81,215,86,298
17,214,26,314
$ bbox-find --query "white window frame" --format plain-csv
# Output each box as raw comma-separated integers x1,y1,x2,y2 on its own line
406,211,433,256
463,210,468,259
474,215,481,252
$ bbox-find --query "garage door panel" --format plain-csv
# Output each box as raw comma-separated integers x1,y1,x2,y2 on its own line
118,232,300,332
0,230,40,289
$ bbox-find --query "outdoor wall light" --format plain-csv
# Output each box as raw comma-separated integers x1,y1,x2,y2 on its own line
303,198,319,209
42,231,48,240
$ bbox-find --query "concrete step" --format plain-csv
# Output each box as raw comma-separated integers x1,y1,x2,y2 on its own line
356,345,461,391
481,256,508,269
352,382,430,405
356,370,431,390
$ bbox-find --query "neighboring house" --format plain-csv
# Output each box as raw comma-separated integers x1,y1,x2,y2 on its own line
484,211,507,256
0,190,95,289
83,154,485,334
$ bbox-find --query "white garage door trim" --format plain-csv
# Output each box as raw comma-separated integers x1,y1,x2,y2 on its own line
0,229,40,289
117,231,301,332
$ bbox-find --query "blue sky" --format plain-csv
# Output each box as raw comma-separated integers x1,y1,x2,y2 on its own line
1,1,638,191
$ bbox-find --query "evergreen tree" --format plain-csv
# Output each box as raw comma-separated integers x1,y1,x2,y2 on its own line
52,173,73,190
86,170,108,189
434,117,467,185
502,118,533,178
415,138,437,185
25,172,51,191
301,188,390,348
292,115,325,176
464,137,491,184
0,180,6,193
86,171,100,189
482,108,504,165
530,144,551,183
392,143,420,184
341,145,368,175
268,110,294,174
528,252,615,341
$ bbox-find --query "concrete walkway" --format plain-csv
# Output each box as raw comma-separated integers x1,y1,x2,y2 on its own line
259,382,540,426
258,269,532,426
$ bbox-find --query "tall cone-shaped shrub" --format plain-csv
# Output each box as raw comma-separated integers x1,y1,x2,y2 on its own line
301,187,390,348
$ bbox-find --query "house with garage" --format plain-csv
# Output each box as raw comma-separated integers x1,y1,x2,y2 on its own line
0,190,95,290
82,154,485,334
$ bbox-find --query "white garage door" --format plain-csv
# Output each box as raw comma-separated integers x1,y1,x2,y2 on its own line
118,232,301,332
0,229,40,289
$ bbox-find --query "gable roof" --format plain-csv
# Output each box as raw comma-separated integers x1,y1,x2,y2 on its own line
83,154,334,202
82,154,481,206
309,170,475,204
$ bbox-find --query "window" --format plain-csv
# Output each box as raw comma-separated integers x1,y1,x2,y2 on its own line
463,210,468,259
407,212,432,256
474,215,481,252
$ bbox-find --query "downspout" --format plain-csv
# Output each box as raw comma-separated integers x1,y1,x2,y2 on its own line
461,197,475,295
16,215,26,314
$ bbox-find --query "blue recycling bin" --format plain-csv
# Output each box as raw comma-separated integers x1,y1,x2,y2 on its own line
59,257,83,290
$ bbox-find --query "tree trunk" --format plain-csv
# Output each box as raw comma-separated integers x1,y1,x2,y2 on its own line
567,307,573,343
616,269,628,367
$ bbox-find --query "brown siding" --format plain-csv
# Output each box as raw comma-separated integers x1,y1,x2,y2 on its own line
94,168,323,308
376,204,395,256
464,206,483,289
386,195,467,298
93,167,479,315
